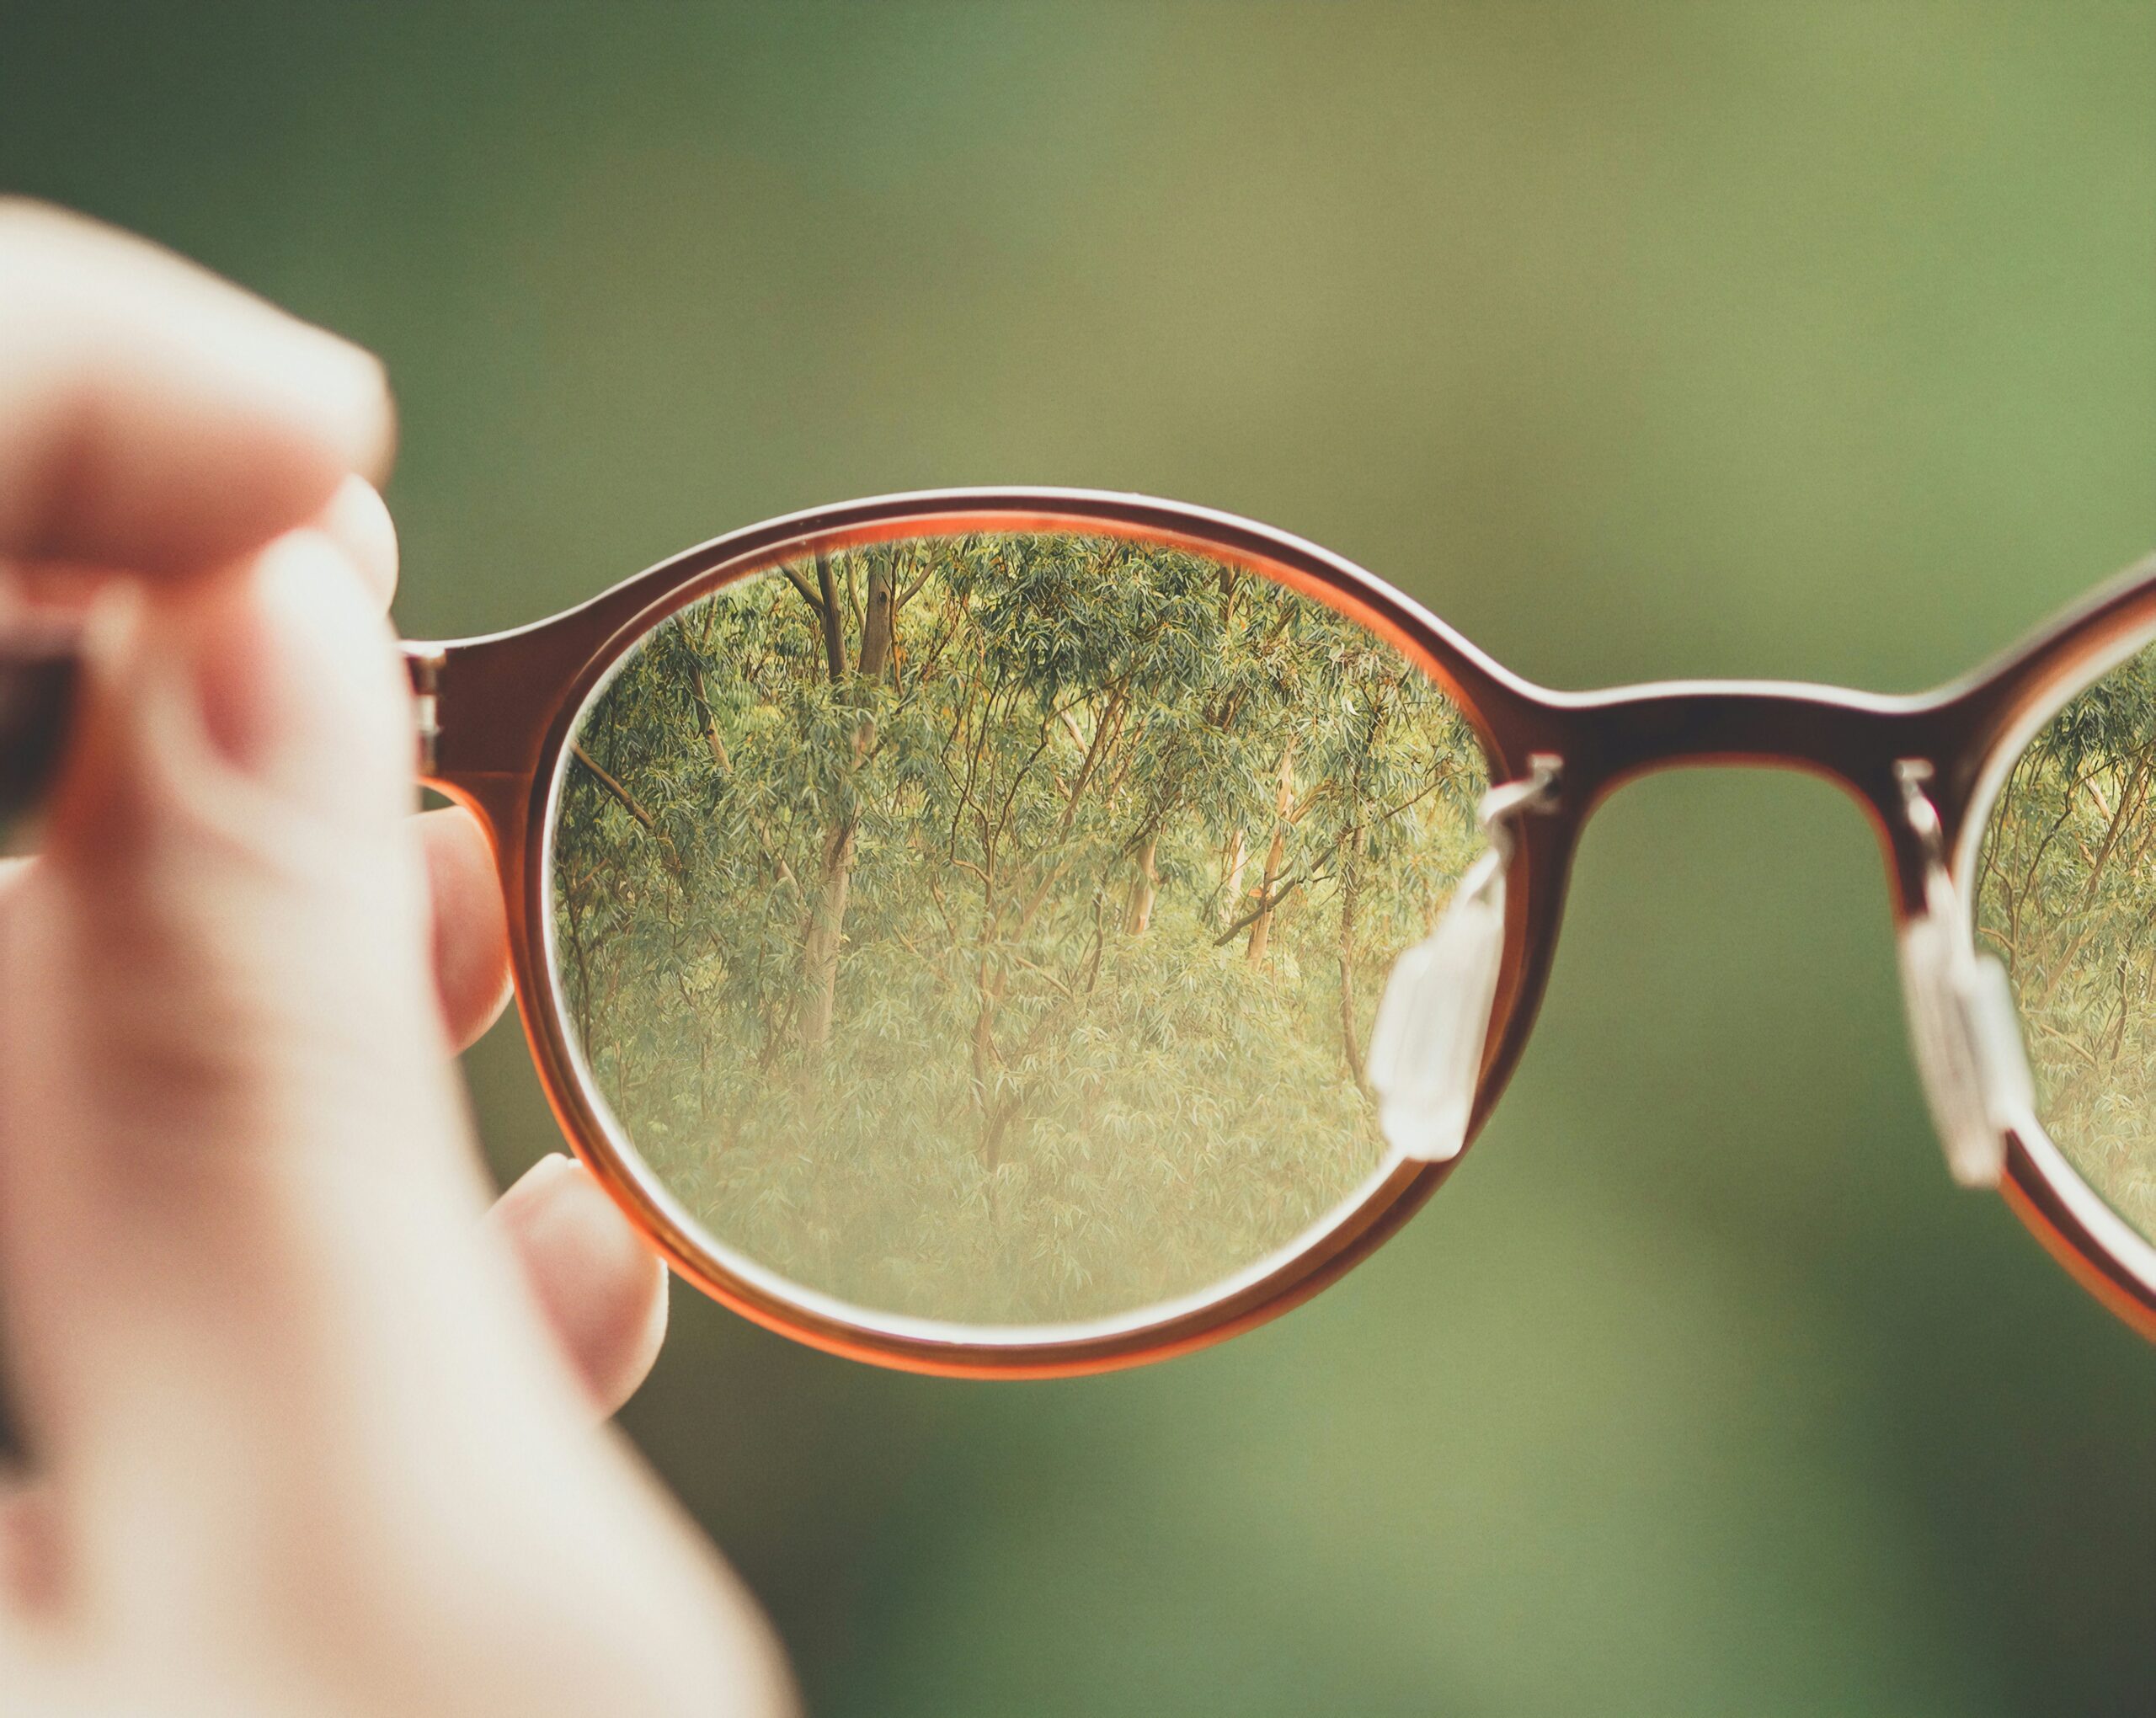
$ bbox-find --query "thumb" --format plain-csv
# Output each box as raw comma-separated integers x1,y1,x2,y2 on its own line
0,534,557,1572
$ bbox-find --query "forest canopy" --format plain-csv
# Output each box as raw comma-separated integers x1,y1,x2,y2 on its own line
1977,640,2156,1242
550,531,1490,1325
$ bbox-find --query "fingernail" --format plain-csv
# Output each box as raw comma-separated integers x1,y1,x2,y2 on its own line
499,1153,579,1213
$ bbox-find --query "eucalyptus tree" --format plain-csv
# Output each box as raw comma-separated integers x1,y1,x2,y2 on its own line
552,533,1488,1321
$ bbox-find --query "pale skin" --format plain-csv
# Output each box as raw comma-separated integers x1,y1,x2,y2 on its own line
0,202,797,1714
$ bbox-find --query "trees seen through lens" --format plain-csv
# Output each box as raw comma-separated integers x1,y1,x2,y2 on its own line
1978,643,2156,1241
552,534,1488,1323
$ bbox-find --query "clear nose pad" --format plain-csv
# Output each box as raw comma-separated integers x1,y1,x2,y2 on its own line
1893,761,2036,1189
1367,848,1509,1162
1367,755,1559,1164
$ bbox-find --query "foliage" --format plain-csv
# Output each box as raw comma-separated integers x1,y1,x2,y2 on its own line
1977,643,2156,1238
552,532,1488,1323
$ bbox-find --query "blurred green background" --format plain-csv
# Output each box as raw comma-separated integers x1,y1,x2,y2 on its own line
6,4,2152,1712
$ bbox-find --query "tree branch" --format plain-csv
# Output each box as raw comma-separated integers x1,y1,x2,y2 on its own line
780,564,825,616
570,741,656,831
569,743,684,876
1214,870,1316,945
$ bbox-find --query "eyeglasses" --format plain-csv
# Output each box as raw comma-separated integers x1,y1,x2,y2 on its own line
19,489,2156,1375
446,486,2156,1372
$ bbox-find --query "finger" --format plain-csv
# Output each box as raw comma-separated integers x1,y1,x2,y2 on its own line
419,805,513,1051
0,530,575,1572
315,474,398,611
0,805,510,1054
487,1156,668,1417
0,474,393,619
0,463,387,846
1,1159,659,1619
0,1481,58,1619
0,200,391,574
0,282,767,1670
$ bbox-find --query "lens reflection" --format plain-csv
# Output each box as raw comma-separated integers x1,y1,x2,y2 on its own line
1977,639,2156,1240
548,531,1490,1325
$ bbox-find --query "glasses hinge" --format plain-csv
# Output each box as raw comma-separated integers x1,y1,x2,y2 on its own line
408,646,446,776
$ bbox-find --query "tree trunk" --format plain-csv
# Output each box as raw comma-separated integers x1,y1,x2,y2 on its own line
2084,755,2150,902
1124,832,1159,934
970,960,1010,1166
563,873,597,1053
801,818,856,1054
858,560,894,680
814,551,846,684
1246,828,1287,963
1338,824,1369,1094
687,662,732,772
1219,828,1247,927
797,551,882,1058
981,1094,1022,1172
1246,741,1297,964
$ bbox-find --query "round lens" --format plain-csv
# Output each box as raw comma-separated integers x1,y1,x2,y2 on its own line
1976,639,2156,1241
546,528,1492,1328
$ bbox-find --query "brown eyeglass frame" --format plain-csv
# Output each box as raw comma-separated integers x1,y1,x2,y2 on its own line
398,487,2156,1378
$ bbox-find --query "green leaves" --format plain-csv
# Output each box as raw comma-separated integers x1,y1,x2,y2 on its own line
552,531,1491,1323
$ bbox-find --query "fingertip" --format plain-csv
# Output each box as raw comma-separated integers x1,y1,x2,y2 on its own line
338,346,397,486
316,475,399,611
0,202,397,574
45,527,414,895
186,529,409,812
419,804,513,1050
491,1155,669,1417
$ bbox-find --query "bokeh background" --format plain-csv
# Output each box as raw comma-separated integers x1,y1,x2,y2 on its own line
6,4,2152,1712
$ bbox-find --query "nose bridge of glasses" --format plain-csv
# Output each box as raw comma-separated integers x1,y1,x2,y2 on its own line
1557,679,1916,778
1524,677,2036,1192
1535,679,1950,895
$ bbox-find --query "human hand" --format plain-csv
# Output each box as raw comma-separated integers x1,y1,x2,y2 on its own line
0,201,794,1715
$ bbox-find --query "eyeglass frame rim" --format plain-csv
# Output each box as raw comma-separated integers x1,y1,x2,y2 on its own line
410,485,2156,1374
